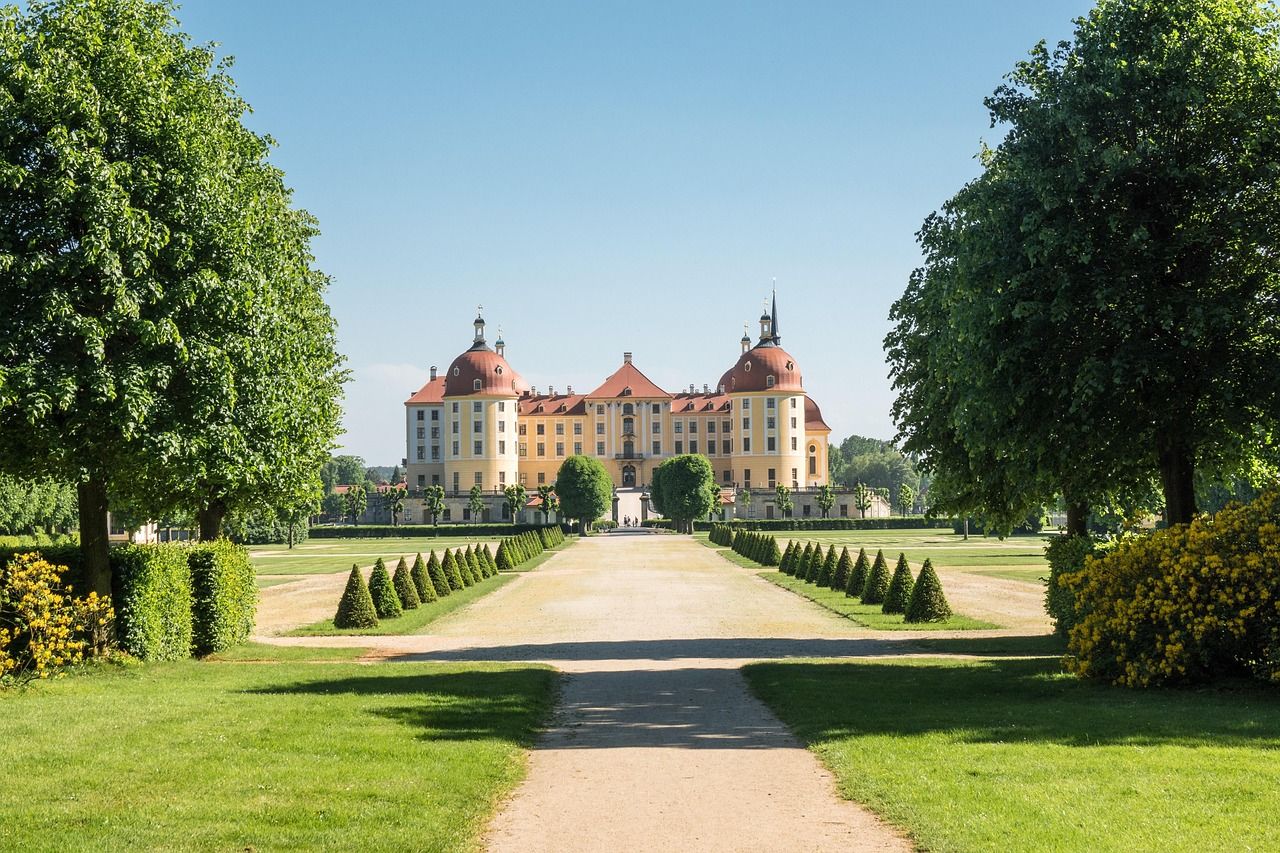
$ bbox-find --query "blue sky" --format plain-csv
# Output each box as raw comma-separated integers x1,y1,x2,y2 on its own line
175,0,1092,464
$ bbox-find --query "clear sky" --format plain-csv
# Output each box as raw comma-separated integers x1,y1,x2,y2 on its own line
174,0,1093,465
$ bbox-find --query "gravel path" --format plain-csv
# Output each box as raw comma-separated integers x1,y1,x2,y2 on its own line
258,533,1053,851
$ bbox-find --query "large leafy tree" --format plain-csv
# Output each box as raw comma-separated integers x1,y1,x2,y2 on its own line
651,454,717,534
889,0,1280,530
503,483,527,524
554,455,612,533
0,0,343,590
421,484,445,529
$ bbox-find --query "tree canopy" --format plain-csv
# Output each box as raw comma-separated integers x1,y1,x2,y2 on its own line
0,0,344,585
887,0,1280,531
651,454,718,534
554,455,612,533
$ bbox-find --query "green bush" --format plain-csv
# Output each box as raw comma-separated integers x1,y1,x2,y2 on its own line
187,540,256,655
862,550,890,604
461,546,478,585
392,556,420,609
832,546,852,591
368,558,402,619
442,549,465,591
482,544,497,576
882,553,915,614
0,544,85,593
779,540,796,574
426,551,451,596
410,553,436,603
1044,534,1100,638
495,541,515,572
796,543,813,579
815,546,838,587
805,544,824,583
905,558,952,623
847,547,870,598
333,565,378,629
111,544,194,661
467,546,485,581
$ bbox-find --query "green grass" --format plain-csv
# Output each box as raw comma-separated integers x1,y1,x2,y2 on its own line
256,576,298,589
0,655,555,851
250,536,504,575
760,571,996,630
205,642,369,662
289,573,518,637
744,657,1280,853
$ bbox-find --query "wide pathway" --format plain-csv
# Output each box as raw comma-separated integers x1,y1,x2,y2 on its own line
270,535,917,852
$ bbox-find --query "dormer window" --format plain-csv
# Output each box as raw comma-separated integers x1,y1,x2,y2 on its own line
495,366,503,374
743,362,752,372
452,366,460,376
621,387,632,396
766,375,775,388
786,361,794,371
473,379,482,391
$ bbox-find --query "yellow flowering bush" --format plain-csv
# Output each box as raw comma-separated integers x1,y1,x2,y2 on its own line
0,552,108,686
1062,490,1280,686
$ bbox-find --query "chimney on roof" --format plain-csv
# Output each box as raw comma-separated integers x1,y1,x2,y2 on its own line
430,365,437,380
623,352,632,364
703,384,709,394
567,384,573,395
549,385,555,396
689,383,695,394
718,383,725,394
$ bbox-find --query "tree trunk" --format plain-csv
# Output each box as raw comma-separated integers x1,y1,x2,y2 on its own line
197,499,227,541
77,477,112,597
1065,499,1090,537
1159,440,1197,526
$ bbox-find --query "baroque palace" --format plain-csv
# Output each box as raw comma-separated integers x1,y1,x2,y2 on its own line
402,297,837,523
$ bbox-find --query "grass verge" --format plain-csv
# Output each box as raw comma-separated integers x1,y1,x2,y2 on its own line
288,573,518,637
744,657,1280,853
0,655,555,851
205,642,370,662
760,571,996,630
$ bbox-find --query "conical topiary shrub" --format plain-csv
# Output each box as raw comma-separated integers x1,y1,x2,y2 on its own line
368,558,403,619
861,550,891,604
805,544,825,583
815,545,838,587
764,536,782,566
393,556,421,609
496,540,515,572
796,543,813,579
411,553,436,603
442,549,465,591
427,551,451,597
832,546,852,591
780,541,797,574
458,546,477,586
905,559,952,623
467,546,485,581
483,544,497,576
333,565,379,629
847,547,870,598
882,552,915,614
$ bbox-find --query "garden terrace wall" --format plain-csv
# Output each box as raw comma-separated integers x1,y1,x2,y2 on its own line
644,517,955,532
309,523,569,539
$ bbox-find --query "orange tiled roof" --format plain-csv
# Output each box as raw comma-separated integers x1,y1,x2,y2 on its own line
670,391,731,413
405,376,446,405
586,360,671,400
518,393,588,417
804,396,831,431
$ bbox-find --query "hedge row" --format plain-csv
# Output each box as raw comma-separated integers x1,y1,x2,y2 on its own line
311,523,570,539
646,517,955,532
1,541,256,661
496,526,565,571
778,540,952,622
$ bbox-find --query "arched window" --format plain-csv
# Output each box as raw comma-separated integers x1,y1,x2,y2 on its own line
623,417,635,434
766,375,775,388
473,378,482,391
452,366,460,376
622,403,634,415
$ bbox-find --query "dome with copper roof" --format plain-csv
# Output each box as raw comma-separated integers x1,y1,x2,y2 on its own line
720,293,804,394
442,313,528,397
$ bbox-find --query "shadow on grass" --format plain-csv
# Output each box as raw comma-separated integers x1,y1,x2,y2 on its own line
908,633,1066,657
745,658,1280,749
379,636,914,663
246,668,555,745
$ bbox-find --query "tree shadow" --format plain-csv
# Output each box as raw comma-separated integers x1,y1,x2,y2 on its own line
907,633,1065,657
744,658,1280,749
246,668,555,745
379,636,913,663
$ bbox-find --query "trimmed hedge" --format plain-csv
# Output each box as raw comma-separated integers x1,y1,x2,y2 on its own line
647,517,954,532
187,541,256,656
111,544,194,662
334,565,379,629
309,522,570,539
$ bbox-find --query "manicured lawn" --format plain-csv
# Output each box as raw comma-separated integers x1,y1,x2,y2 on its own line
967,566,1048,584
761,571,995,630
744,657,1280,853
0,653,555,851
289,573,518,637
256,575,298,589
250,536,503,575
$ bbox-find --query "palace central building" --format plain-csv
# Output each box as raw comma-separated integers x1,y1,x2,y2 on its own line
403,297,831,514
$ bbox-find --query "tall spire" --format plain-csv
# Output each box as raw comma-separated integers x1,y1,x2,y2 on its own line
770,281,779,344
